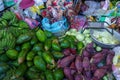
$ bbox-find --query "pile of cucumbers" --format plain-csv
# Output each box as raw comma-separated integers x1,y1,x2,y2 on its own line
0,28,82,80
0,11,85,80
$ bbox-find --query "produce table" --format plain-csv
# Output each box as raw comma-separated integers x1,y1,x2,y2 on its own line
0,0,120,80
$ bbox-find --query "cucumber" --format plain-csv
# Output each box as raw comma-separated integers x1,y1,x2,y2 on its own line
36,29,46,42
0,54,9,62
10,60,19,67
26,70,40,79
30,36,38,45
44,39,52,51
52,51,64,60
53,69,64,80
42,51,55,65
34,56,46,71
27,61,33,67
6,49,18,60
18,43,31,64
52,39,61,51
37,51,43,56
16,34,32,44
26,51,36,61
15,64,27,78
60,40,70,48
32,43,44,52
45,70,54,80
18,50,28,64
29,66,39,72
44,30,53,38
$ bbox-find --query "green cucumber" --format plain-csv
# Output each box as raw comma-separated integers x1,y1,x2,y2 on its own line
16,34,32,44
44,39,52,51
45,70,54,80
53,69,64,80
36,29,46,42
34,56,46,71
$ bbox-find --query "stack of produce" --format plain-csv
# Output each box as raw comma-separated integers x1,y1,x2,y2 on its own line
0,11,116,80
58,43,115,80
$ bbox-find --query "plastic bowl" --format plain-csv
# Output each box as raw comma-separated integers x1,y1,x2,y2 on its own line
90,28,120,48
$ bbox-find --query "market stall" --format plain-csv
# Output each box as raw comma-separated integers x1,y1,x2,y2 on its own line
0,0,120,80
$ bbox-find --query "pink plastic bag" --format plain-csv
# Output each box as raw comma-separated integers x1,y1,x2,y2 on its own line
70,16,86,30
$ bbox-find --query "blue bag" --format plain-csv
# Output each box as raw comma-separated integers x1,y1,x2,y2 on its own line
42,17,69,36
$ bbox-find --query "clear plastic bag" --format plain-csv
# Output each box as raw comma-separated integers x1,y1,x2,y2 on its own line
83,1,101,15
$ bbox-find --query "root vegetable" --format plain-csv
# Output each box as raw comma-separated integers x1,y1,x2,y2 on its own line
83,57,90,71
90,63,97,73
106,51,115,65
75,74,83,80
70,48,77,55
64,67,74,80
63,48,71,56
58,55,75,68
70,62,75,69
75,56,83,73
91,53,105,64
94,68,107,79
82,49,90,58
85,43,95,54
71,69,77,75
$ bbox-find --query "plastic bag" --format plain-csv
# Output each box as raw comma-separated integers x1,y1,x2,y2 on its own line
42,17,69,36
0,0,5,11
3,0,15,7
70,16,86,30
112,47,120,80
83,1,101,15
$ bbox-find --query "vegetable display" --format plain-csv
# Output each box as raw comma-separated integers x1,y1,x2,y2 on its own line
0,11,117,80
57,43,115,80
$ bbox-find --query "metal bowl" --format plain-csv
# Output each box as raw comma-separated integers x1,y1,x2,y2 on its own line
90,28,120,48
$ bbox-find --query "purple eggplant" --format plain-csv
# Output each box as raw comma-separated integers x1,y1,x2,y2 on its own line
106,51,115,65
82,49,90,58
94,68,107,79
83,70,92,79
85,43,96,54
64,67,74,80
75,74,83,80
91,77,99,80
90,53,105,64
83,57,90,71
63,48,71,56
71,69,77,75
70,62,76,69
75,56,83,73
101,65,112,72
90,63,97,73
70,48,77,55
83,75,91,80
58,55,75,68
